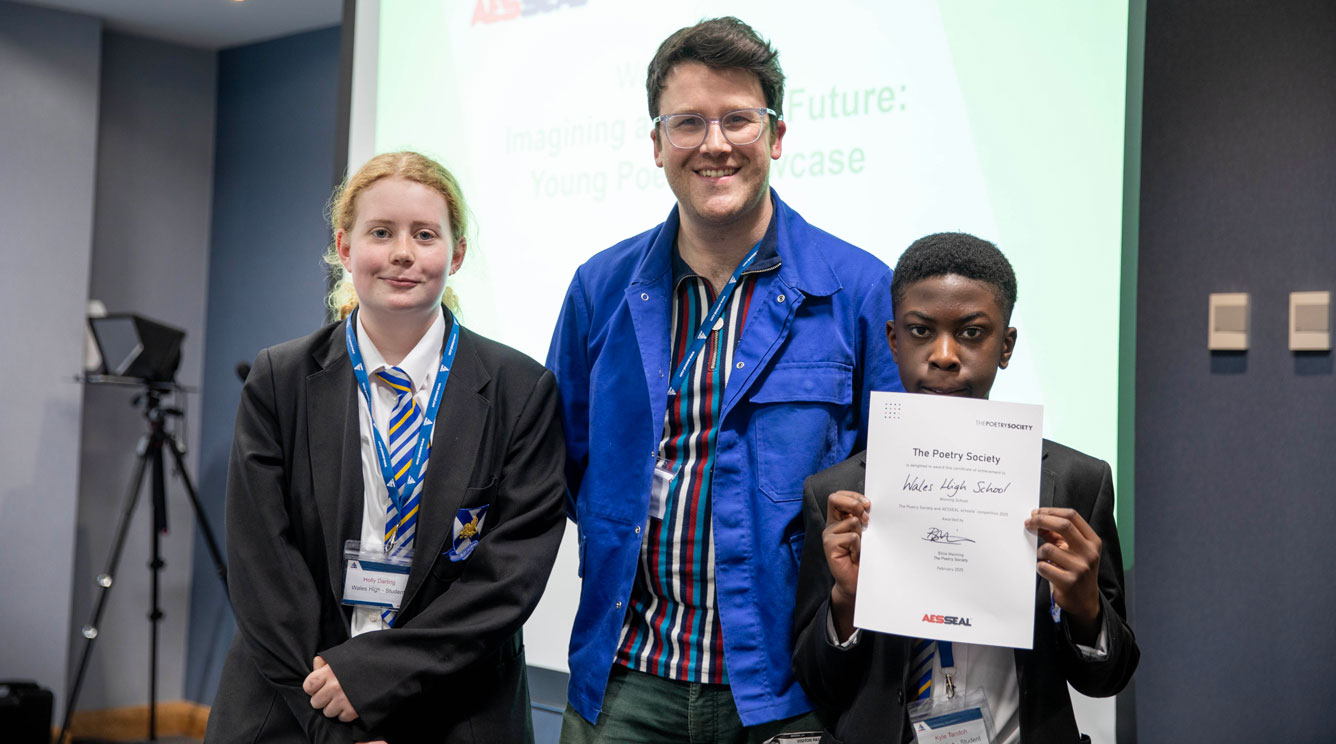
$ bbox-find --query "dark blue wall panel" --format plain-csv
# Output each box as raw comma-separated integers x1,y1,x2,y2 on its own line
1136,1,1336,739
185,25,341,704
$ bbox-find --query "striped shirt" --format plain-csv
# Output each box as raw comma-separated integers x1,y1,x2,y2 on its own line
615,236,780,684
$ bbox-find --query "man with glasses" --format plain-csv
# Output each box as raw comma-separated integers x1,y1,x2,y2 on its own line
548,17,901,743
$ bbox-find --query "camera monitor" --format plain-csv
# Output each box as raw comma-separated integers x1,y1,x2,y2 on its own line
88,313,185,383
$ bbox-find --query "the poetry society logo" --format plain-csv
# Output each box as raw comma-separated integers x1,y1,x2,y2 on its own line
974,419,1034,431
883,400,903,421
922,613,972,627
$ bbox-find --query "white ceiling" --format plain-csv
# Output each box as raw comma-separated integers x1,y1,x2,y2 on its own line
17,0,342,50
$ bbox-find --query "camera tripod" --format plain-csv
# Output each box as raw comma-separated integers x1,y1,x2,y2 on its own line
59,383,229,743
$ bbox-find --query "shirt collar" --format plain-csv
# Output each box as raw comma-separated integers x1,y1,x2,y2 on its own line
354,308,446,392
671,196,782,286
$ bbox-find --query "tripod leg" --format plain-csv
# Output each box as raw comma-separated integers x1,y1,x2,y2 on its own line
57,444,151,743
165,434,230,599
148,430,166,742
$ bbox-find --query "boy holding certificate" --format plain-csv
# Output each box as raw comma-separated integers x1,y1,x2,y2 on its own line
791,233,1138,743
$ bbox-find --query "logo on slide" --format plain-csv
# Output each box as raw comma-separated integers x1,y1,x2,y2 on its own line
472,0,588,25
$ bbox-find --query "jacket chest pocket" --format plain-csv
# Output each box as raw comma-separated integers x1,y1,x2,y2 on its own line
430,478,497,583
749,361,853,502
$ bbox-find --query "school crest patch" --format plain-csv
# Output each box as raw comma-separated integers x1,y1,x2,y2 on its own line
446,505,489,562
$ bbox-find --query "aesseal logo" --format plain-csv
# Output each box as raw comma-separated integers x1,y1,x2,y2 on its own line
473,0,589,25
922,613,972,627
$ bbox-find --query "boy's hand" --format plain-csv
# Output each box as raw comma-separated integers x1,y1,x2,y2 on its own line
824,490,871,642
1026,507,1103,644
303,655,360,723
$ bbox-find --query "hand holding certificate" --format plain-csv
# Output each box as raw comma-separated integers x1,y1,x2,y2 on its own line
854,391,1043,649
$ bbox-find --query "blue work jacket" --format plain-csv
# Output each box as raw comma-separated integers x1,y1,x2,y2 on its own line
547,190,902,726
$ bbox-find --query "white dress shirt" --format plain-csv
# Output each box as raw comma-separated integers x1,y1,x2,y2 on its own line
826,602,1108,743
349,310,445,637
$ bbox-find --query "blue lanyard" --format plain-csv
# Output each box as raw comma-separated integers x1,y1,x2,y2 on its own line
667,241,761,395
937,640,957,699
344,308,458,519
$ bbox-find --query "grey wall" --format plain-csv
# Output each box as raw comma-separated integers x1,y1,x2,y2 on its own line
184,25,342,704
0,1,102,718
1,9,339,715
67,31,217,710
1136,1,1336,740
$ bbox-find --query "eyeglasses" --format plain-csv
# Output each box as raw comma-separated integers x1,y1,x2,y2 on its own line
652,107,781,149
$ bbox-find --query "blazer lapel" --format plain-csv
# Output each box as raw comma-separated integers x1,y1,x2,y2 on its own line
399,323,490,612
1035,442,1055,599
307,327,365,603
1039,442,1055,509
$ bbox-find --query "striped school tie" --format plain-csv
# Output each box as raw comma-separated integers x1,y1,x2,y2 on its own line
376,366,428,625
910,638,935,700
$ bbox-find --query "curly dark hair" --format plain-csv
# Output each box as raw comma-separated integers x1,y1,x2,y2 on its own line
891,232,1018,323
646,16,785,120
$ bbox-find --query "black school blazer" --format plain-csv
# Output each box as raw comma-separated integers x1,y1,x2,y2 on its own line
206,312,566,744
792,442,1138,744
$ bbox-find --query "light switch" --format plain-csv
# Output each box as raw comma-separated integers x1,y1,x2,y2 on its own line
1289,291,1330,351
1208,293,1249,350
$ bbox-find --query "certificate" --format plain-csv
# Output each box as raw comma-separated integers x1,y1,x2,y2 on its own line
854,391,1043,648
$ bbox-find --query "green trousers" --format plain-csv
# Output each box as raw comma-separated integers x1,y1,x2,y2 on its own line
559,665,823,744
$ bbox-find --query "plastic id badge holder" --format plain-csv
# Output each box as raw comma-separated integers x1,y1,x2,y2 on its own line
760,734,821,744
341,540,411,610
648,455,678,521
909,688,997,744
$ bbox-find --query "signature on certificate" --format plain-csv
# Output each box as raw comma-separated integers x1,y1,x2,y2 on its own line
923,527,976,545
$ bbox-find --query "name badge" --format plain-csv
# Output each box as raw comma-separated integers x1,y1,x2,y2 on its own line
341,540,411,610
910,689,995,744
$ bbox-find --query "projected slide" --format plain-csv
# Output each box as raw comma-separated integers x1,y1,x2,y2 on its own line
359,6,1129,734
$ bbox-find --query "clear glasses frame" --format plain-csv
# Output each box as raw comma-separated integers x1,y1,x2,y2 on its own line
652,107,782,149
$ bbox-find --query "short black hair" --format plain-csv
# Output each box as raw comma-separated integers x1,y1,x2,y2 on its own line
646,17,785,120
891,232,1018,323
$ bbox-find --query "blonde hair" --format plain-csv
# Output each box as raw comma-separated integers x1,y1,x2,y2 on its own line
324,151,468,321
